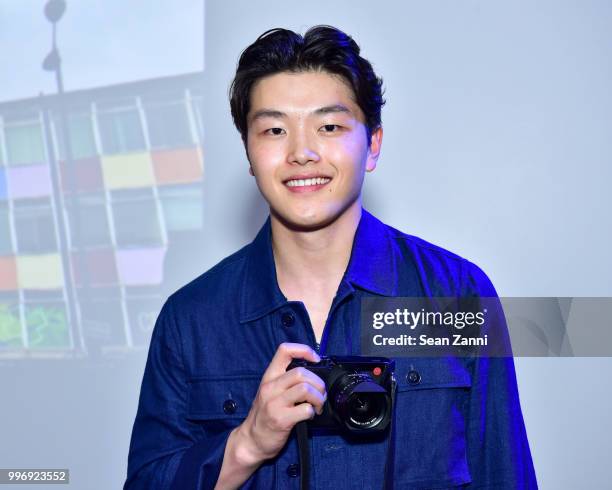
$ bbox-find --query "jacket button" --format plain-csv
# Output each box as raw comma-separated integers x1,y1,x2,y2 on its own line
223,399,237,414
406,370,421,385
286,463,300,478
281,312,295,327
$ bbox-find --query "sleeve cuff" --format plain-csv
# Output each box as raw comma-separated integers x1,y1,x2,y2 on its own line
171,430,232,490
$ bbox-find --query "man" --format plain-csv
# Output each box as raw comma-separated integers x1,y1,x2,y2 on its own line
125,26,537,489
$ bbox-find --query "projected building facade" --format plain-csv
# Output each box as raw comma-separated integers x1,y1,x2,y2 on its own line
0,72,205,356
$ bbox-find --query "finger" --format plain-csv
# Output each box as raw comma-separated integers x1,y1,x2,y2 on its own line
262,343,320,383
281,382,326,415
281,403,317,428
272,367,326,398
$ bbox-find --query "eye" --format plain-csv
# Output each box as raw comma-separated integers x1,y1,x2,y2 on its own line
264,127,285,136
320,124,341,133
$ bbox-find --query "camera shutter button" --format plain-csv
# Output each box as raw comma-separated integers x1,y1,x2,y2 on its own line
406,370,421,385
281,312,295,327
223,399,237,414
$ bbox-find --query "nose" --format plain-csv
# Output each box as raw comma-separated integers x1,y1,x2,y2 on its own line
287,130,320,166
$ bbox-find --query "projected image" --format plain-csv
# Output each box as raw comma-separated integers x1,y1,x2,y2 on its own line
0,72,205,357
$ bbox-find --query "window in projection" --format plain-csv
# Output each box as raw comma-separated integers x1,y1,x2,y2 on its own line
55,112,98,161
97,101,147,155
4,116,46,166
14,198,59,254
112,188,164,247
144,96,194,150
0,72,205,358
67,193,112,249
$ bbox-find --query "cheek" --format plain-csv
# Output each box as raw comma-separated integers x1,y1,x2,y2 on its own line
249,153,282,182
324,144,367,186
325,135,367,164
249,142,285,170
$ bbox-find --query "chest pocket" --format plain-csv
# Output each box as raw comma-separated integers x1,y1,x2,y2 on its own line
186,374,261,424
186,374,278,489
391,357,473,488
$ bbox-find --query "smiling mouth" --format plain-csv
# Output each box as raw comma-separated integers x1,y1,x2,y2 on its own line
284,177,332,188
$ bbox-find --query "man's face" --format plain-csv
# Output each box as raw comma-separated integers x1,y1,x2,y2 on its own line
246,70,382,231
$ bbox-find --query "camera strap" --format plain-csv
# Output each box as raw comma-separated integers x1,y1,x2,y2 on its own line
381,377,398,490
296,420,310,490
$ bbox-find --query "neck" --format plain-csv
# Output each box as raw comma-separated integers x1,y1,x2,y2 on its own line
271,203,362,299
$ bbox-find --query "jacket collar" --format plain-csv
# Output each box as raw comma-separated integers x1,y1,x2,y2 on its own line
344,209,398,297
239,217,287,323
239,208,397,323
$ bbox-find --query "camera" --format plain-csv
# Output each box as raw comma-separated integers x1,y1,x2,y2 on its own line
286,355,395,434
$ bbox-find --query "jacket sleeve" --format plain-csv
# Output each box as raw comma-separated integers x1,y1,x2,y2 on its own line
462,261,538,489
124,297,231,490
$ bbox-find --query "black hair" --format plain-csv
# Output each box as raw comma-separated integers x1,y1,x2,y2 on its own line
229,25,385,145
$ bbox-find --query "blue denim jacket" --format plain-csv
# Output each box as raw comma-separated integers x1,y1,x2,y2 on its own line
125,209,537,489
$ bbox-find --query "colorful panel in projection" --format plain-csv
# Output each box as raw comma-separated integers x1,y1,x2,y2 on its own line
7,164,52,199
60,157,104,193
152,147,203,185
0,302,22,348
0,169,7,200
71,248,118,286
0,256,18,290
25,302,70,348
159,184,202,232
101,152,155,189
116,247,166,286
17,254,64,289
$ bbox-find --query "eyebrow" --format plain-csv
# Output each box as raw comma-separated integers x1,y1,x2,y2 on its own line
249,104,352,124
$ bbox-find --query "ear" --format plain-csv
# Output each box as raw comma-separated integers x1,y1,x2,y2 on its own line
365,126,383,172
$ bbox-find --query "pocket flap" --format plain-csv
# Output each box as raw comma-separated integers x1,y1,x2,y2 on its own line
394,357,472,392
187,374,261,420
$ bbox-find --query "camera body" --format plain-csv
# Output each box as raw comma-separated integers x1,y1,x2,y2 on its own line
286,355,395,434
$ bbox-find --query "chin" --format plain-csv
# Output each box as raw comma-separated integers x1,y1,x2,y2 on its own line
273,208,336,232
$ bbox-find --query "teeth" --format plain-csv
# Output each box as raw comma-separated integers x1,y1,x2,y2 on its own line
286,177,331,187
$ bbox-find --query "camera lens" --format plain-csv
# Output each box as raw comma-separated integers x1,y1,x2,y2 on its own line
348,392,385,426
331,373,390,431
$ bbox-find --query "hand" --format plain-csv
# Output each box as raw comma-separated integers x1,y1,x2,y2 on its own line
234,342,327,465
